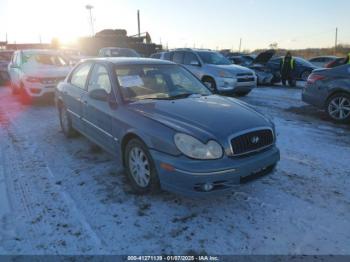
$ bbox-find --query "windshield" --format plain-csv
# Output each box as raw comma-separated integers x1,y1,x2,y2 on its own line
22,53,68,67
197,51,231,65
111,49,140,58
116,64,211,102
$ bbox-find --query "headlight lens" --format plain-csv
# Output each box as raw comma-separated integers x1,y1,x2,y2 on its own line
218,71,233,78
174,133,223,160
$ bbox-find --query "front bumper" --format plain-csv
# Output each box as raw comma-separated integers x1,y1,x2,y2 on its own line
23,81,57,98
216,77,257,93
150,146,280,196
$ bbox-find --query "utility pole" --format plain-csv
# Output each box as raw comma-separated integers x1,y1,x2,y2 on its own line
137,10,141,37
239,38,242,53
334,27,338,55
85,5,95,37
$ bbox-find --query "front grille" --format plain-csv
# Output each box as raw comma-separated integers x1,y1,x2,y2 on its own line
237,73,253,77
231,129,274,156
237,77,255,82
41,77,66,85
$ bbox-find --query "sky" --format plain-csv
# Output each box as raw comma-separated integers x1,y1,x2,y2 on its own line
0,0,349,51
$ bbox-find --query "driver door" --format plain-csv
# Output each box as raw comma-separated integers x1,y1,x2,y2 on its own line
82,63,118,154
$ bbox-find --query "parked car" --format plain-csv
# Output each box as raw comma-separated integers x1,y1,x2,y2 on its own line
98,47,141,58
325,57,349,68
159,49,257,96
228,50,281,85
56,58,280,196
8,49,72,103
309,56,339,68
59,49,88,65
0,50,14,86
267,56,318,81
302,64,350,123
150,52,170,59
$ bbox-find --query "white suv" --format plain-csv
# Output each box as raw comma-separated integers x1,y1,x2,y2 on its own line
8,49,72,102
161,49,257,96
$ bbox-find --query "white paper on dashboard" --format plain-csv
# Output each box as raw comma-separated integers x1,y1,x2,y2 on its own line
118,75,144,88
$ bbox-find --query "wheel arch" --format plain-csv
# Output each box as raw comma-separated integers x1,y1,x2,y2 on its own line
121,132,147,167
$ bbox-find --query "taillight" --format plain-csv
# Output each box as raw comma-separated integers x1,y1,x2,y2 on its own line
26,76,41,83
307,74,325,84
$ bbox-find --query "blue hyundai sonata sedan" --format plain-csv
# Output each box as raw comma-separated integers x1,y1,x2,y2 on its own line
55,58,280,196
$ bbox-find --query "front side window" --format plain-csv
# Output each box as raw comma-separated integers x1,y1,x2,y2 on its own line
197,51,231,65
115,64,211,102
70,63,92,89
88,64,112,93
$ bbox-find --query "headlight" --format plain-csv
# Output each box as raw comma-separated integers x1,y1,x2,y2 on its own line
174,133,223,160
218,71,233,78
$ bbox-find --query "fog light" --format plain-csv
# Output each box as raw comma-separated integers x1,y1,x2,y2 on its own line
202,183,214,192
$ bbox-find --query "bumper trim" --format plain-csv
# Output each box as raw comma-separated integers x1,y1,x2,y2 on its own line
174,167,237,176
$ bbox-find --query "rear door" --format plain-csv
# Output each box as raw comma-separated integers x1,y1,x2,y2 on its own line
82,63,117,153
65,62,93,132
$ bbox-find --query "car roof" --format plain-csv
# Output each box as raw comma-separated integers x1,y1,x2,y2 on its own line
310,56,338,59
83,57,175,66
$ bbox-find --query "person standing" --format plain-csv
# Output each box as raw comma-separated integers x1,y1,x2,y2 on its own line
280,52,297,87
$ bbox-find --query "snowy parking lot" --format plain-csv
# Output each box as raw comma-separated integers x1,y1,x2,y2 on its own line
0,83,349,255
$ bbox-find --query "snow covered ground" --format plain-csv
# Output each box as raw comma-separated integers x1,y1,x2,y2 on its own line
0,84,349,255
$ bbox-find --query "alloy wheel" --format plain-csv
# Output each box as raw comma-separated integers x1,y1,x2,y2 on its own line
128,147,151,188
328,96,350,120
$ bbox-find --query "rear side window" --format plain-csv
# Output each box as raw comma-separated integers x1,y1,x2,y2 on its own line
172,52,184,64
163,52,172,61
70,63,92,89
183,52,199,65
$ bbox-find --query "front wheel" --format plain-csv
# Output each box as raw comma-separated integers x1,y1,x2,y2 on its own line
202,77,217,93
125,139,160,194
326,93,350,123
59,105,77,138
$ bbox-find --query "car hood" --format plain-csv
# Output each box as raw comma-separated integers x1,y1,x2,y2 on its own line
22,65,71,78
127,95,271,142
205,64,254,76
253,50,275,65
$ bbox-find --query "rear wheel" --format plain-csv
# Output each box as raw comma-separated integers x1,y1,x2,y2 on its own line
59,105,77,138
326,93,350,123
202,77,217,93
124,138,160,194
301,70,311,81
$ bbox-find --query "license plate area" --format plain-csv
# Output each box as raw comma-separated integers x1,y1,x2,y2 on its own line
240,165,274,184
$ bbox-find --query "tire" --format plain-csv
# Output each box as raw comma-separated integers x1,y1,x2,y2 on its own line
59,105,77,138
326,93,350,124
301,71,311,81
202,77,217,93
124,138,160,195
235,90,251,97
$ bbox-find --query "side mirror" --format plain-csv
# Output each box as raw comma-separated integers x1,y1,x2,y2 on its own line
190,60,201,67
88,89,109,101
